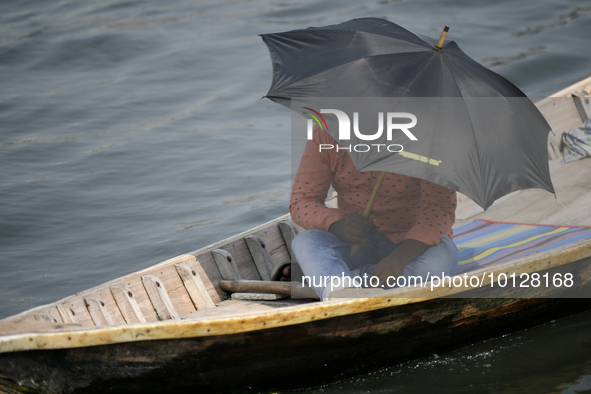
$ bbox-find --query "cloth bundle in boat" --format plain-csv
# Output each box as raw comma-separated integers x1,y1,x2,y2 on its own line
561,118,591,163
453,219,591,274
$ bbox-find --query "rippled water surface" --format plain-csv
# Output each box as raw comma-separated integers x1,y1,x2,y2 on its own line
1,0,591,392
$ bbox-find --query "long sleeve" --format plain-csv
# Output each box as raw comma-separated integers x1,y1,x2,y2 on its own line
290,129,347,231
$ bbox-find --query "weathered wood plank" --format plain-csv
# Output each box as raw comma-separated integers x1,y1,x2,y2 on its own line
82,287,127,326
191,251,226,300
125,256,200,321
175,263,216,310
141,275,181,321
114,276,159,323
191,257,222,304
279,220,297,260
510,189,587,224
249,226,292,269
212,249,243,280
476,188,587,225
144,263,197,318
56,304,79,325
468,189,545,223
183,299,307,321
110,286,147,324
217,239,262,281
572,89,591,120
245,235,274,280
550,158,591,191
64,299,94,327
33,313,58,324
541,190,591,226
44,307,65,325
84,297,114,326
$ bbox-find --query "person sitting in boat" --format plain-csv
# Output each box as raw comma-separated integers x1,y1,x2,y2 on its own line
287,125,459,300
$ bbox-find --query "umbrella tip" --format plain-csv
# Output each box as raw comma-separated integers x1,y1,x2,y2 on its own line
433,25,450,52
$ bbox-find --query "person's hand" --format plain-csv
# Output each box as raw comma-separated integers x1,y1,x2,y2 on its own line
328,213,373,244
371,239,430,287
371,253,409,287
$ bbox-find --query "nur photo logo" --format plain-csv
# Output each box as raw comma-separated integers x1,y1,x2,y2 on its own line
303,108,417,153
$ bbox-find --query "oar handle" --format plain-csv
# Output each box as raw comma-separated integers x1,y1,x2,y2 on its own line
219,279,318,298
350,171,387,257
220,279,291,294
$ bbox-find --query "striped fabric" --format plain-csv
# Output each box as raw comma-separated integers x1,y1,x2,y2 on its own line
452,220,591,274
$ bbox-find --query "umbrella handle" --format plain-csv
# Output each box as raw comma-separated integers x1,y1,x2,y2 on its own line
350,171,387,257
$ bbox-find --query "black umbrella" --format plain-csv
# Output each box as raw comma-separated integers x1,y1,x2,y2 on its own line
260,18,554,218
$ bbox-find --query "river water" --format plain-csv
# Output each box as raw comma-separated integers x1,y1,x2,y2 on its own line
1,0,591,392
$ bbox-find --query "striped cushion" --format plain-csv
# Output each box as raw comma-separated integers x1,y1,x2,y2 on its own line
452,220,591,274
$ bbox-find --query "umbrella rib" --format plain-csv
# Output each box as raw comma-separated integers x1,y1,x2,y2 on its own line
440,58,488,208
395,52,438,96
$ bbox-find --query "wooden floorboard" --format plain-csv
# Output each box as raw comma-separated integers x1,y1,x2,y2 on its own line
541,190,591,226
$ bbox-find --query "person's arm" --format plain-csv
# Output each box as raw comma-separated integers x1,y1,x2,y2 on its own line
290,127,347,231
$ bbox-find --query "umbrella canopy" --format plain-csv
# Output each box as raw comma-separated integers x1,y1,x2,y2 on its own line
260,18,555,210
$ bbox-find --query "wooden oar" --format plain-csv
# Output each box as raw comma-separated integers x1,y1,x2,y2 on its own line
220,279,291,294
350,25,450,258
219,279,318,298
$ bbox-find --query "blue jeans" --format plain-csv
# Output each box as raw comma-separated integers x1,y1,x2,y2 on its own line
292,229,459,300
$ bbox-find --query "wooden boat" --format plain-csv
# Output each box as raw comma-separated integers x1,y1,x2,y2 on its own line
1,76,591,394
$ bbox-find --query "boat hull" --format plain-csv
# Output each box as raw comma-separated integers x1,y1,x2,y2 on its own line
2,295,591,394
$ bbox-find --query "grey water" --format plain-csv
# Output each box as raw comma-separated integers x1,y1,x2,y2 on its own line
1,0,590,392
